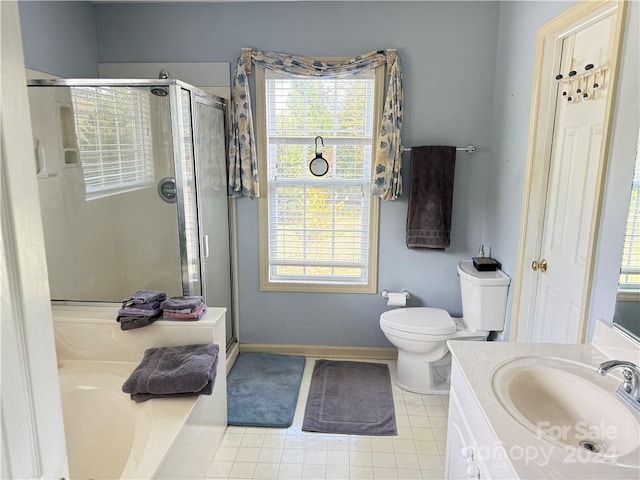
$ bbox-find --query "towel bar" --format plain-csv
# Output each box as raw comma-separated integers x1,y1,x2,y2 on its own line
400,145,476,154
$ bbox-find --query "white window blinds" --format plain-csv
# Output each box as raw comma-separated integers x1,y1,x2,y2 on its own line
265,71,376,285
71,86,154,199
619,134,640,292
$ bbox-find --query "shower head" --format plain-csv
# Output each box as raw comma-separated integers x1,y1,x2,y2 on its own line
151,69,170,97
150,86,169,97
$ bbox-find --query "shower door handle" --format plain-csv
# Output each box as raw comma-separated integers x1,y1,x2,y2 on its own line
203,235,210,258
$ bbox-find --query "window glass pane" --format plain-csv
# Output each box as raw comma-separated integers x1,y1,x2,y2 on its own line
268,78,374,138
264,70,375,286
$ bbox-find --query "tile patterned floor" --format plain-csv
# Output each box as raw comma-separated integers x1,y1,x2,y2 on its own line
207,358,448,480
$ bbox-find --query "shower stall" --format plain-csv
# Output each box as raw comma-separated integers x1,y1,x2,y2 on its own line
27,78,236,348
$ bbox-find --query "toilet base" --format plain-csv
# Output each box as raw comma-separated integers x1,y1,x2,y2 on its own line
395,379,450,395
395,351,452,394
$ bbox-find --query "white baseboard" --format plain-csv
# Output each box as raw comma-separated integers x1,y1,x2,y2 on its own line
239,343,398,360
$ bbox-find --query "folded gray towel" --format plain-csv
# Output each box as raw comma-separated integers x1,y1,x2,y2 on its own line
130,355,218,402
122,290,167,307
117,312,161,331
406,146,456,249
118,306,162,318
128,300,162,311
160,296,203,311
122,344,219,402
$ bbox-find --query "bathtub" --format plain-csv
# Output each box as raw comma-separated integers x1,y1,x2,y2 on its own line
53,305,228,480
58,360,198,479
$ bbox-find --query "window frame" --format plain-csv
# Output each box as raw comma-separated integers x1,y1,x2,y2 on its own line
256,62,383,293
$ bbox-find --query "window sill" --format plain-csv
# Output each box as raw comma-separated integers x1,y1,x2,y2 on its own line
260,281,377,294
616,290,640,302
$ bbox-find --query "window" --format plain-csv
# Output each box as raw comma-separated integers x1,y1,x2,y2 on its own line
257,66,382,292
618,132,640,295
71,86,154,200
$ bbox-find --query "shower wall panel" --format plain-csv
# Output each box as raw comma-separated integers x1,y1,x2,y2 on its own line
29,86,120,301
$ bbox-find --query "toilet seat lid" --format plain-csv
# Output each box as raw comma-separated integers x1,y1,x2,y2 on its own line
380,307,456,335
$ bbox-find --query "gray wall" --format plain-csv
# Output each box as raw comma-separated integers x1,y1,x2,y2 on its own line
484,1,573,341
94,1,501,346
486,1,639,341
18,1,98,77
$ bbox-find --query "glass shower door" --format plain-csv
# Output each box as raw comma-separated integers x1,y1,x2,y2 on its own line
28,84,185,302
193,94,235,348
172,86,202,296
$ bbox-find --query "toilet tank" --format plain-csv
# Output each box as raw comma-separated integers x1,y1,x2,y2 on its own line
457,260,511,331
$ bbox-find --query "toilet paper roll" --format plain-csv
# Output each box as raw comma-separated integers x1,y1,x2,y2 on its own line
387,292,407,307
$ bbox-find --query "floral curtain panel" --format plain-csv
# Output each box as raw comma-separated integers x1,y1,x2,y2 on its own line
228,48,404,200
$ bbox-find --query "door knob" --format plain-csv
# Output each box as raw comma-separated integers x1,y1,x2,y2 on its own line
460,446,474,459
532,259,548,272
466,465,480,478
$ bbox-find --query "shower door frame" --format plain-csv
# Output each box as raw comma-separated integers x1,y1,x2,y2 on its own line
188,89,237,349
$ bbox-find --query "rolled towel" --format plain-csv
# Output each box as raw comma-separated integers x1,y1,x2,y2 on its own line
160,296,203,311
122,344,219,402
122,290,167,307
117,312,161,331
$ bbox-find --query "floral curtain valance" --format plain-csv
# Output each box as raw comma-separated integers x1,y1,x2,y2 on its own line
228,48,404,200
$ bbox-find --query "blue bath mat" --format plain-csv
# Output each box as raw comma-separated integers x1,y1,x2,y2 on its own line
227,352,306,427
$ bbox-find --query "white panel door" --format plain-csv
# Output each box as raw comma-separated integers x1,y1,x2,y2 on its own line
531,14,615,343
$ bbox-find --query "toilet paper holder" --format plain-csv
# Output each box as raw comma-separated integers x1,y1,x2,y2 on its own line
380,289,411,301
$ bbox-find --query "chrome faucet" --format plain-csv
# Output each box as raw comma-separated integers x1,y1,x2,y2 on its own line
597,360,640,412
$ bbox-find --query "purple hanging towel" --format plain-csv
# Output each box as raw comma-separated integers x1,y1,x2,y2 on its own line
406,146,456,249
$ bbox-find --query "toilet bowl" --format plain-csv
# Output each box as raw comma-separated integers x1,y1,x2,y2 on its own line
380,261,510,394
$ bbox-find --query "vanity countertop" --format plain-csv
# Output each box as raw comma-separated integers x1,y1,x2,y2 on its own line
448,340,640,479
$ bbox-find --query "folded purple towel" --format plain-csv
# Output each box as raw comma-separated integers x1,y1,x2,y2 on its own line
117,311,162,331
163,303,207,320
122,290,167,307
128,300,162,311
163,306,198,314
160,296,203,311
118,306,162,318
122,344,219,402
130,355,218,402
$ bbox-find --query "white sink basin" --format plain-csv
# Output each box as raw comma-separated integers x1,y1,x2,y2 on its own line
491,356,640,466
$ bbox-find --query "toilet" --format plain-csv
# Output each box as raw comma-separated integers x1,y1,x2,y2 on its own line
380,260,510,394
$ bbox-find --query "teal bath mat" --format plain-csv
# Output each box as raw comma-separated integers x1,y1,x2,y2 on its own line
227,352,306,428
